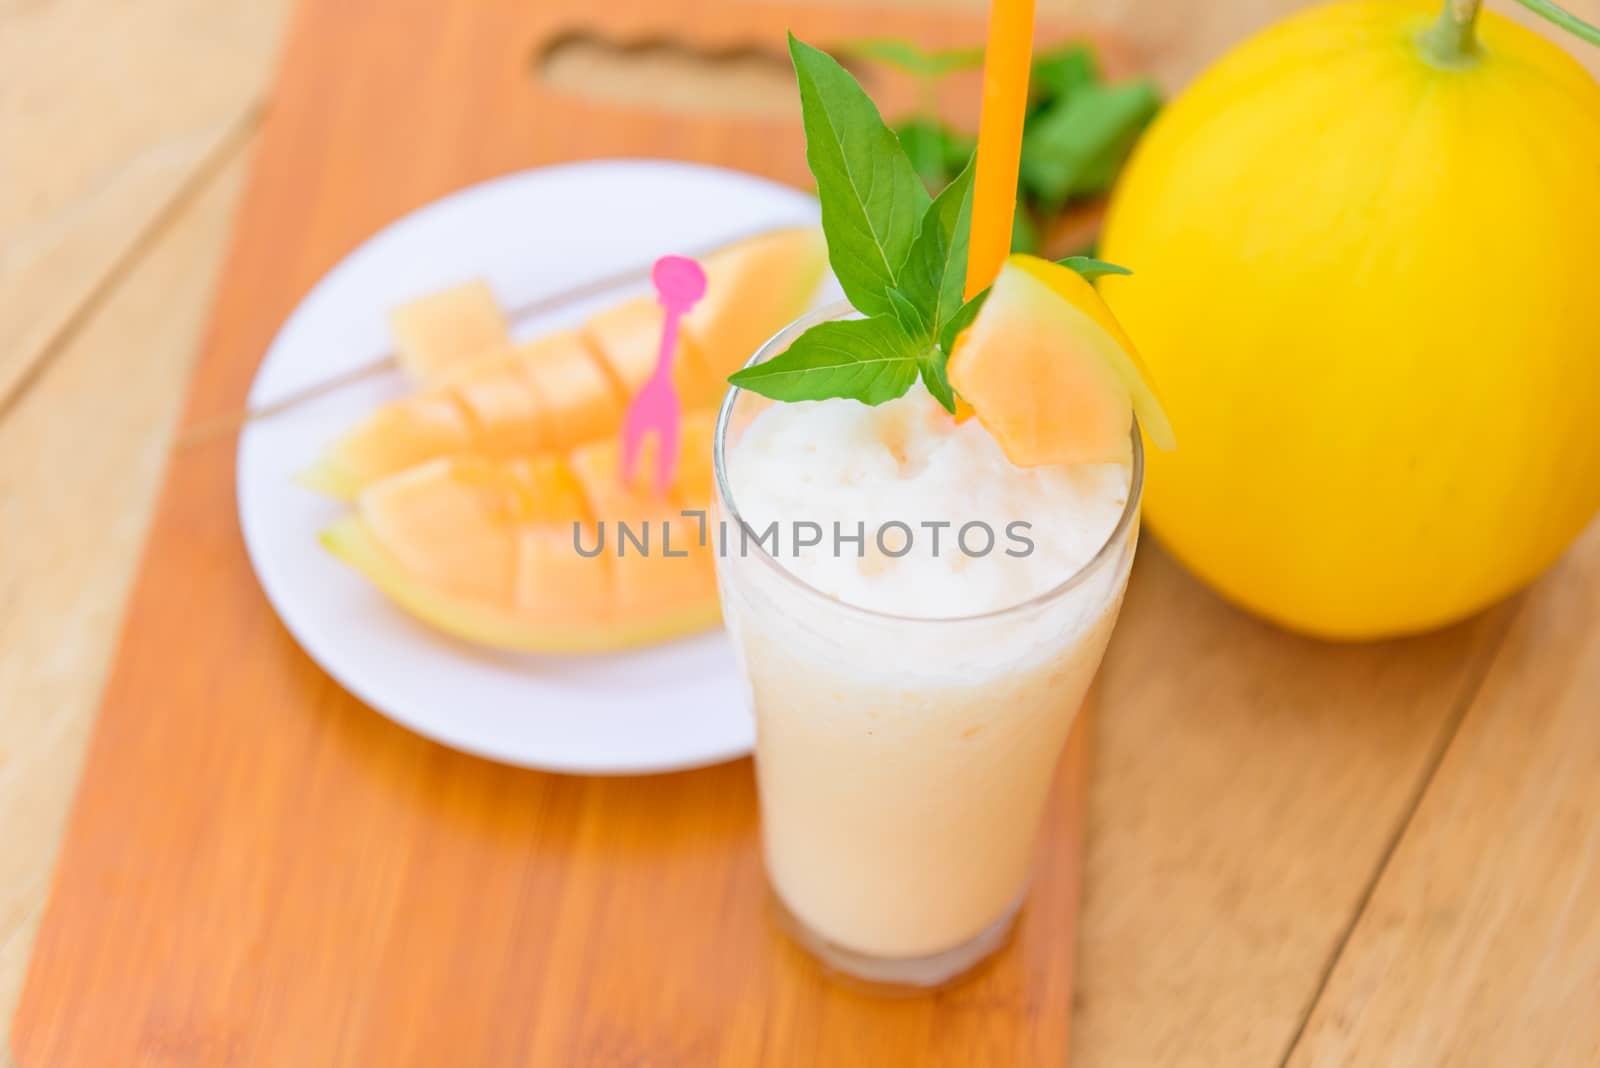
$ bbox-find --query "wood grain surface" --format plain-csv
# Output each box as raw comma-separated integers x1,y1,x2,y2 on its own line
0,0,282,420
6,0,1600,1066
0,0,289,1052
1288,520,1600,1067
0,148,255,1045
12,2,1111,1064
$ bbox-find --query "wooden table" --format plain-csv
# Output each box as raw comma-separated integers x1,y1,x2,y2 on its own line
4,1,1598,1064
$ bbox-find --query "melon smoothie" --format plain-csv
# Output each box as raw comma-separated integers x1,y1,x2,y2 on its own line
715,307,1141,983
711,35,1174,985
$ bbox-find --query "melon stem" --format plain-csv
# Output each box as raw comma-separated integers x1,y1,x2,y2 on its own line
1421,0,1481,67
1422,0,1600,61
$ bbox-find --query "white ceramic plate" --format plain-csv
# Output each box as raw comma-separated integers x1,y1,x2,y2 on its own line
238,159,824,774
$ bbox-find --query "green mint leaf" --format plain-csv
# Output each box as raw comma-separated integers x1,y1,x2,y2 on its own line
886,287,930,343
728,315,921,406
894,120,977,196
1059,256,1132,281
929,46,986,76
1018,80,1160,209
844,38,984,78
790,34,930,317
918,348,957,413
941,128,977,176
1070,97,1160,193
1011,202,1039,255
897,157,975,344
1030,44,1098,107
895,119,955,191
938,289,988,355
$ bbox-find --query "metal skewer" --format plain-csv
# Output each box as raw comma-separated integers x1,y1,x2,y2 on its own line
178,222,798,447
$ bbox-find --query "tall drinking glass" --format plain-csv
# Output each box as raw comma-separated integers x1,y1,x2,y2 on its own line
713,304,1143,987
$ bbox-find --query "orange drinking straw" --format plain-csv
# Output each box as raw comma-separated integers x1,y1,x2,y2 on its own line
966,0,1036,299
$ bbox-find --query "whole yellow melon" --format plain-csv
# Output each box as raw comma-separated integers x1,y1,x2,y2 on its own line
1099,0,1600,638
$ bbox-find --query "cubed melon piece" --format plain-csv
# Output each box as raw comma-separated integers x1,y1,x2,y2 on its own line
447,351,547,455
388,280,509,381
512,330,623,451
567,411,718,623
355,456,519,603
302,394,474,499
670,410,716,505
583,297,721,407
506,455,614,631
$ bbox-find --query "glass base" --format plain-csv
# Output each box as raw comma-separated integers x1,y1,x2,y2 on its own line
772,892,1022,991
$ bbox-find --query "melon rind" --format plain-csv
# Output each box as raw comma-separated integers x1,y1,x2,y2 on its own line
1012,256,1176,451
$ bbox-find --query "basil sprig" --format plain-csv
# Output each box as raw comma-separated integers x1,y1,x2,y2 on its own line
729,35,1132,412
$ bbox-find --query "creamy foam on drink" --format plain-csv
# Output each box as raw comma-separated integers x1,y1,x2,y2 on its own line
727,385,1129,618
719,382,1135,964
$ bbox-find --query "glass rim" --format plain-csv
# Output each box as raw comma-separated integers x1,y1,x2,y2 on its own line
712,299,1145,626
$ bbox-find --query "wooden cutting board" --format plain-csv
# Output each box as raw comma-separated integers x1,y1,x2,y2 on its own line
11,1,1134,1065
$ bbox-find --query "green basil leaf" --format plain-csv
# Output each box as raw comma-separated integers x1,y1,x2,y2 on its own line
918,347,957,414
1018,80,1160,209
941,128,977,177
895,119,955,191
1011,202,1039,255
1059,256,1131,280
790,34,930,317
938,289,989,356
894,120,977,195
1030,44,1098,107
897,156,975,344
728,314,921,406
886,286,929,342
844,38,984,78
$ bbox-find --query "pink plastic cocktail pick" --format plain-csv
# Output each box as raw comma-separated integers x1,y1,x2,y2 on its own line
620,254,708,496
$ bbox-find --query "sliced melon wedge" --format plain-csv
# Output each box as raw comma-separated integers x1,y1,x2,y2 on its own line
581,226,829,409
300,394,474,499
686,226,829,382
305,228,826,499
355,456,522,603
947,254,1174,467
321,412,720,653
